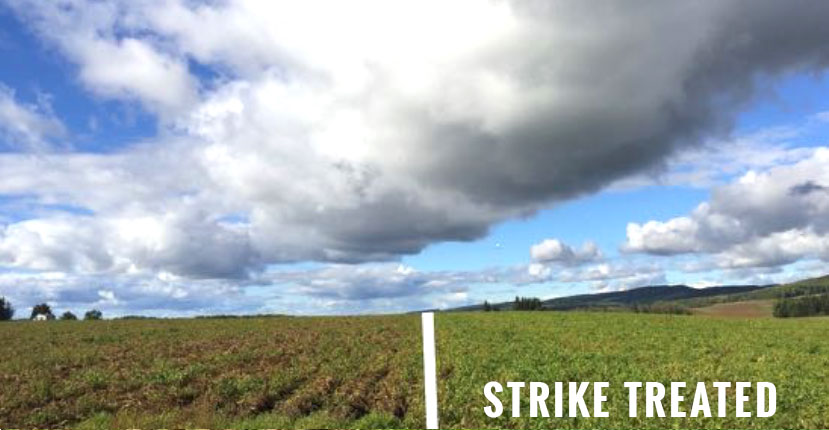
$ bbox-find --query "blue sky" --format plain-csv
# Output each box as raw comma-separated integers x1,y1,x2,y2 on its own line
0,10,157,152
2,1,829,316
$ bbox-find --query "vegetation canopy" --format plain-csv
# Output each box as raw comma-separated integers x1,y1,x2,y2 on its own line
29,303,55,320
0,312,826,428
773,294,829,318
84,309,103,321
0,297,13,321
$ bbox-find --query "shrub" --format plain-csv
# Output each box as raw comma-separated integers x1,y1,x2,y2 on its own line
0,297,13,321
60,311,78,321
84,309,103,320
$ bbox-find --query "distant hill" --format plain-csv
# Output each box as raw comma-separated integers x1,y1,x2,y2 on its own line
672,274,829,308
540,285,769,310
456,284,770,312
451,274,829,313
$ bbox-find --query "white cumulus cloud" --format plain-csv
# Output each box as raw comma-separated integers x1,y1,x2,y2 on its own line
625,148,829,268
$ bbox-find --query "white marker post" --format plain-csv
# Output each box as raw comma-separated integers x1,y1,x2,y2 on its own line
422,312,439,429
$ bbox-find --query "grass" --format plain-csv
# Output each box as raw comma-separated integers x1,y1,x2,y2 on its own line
1,312,827,428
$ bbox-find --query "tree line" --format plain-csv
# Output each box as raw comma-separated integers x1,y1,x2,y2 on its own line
481,296,544,311
773,294,829,318
0,297,103,321
513,296,543,310
631,303,691,315
776,283,829,298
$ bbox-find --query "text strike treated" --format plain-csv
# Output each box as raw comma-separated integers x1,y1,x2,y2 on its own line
484,381,776,418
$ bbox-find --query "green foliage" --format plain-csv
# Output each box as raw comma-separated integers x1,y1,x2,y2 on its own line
631,303,691,315
60,311,78,320
80,370,110,390
84,309,103,320
0,296,13,321
74,412,113,430
352,411,402,428
774,282,829,298
30,303,55,320
774,294,829,317
437,312,828,429
513,296,542,310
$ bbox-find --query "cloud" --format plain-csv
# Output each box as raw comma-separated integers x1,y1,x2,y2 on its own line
625,217,703,255
525,237,665,292
265,263,503,301
625,148,829,268
611,126,815,190
1,0,829,309
0,270,259,317
0,261,504,315
0,209,258,278
4,1,198,117
0,85,66,151
530,239,601,265
815,111,829,123
590,271,668,293
789,181,828,196
74,38,198,116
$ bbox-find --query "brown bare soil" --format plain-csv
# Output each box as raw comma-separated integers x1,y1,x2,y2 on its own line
0,316,423,428
691,299,775,318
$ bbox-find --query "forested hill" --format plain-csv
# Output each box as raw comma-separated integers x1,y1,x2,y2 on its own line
453,284,770,312
540,285,768,310
446,274,829,313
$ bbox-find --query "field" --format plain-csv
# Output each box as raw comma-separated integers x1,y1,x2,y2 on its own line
1,312,827,428
692,300,776,318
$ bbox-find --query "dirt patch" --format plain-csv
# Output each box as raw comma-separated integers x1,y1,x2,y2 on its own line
692,300,775,318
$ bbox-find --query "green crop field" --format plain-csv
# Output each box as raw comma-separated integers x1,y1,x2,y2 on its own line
1,312,827,429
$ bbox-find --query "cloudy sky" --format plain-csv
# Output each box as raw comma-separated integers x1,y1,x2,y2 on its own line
1,0,829,317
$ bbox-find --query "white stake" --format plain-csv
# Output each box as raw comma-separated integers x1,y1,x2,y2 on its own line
422,312,439,429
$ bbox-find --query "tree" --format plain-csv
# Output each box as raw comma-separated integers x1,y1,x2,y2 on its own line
0,297,13,321
774,294,829,318
60,311,78,321
30,303,55,320
84,309,103,320
513,296,542,311
483,300,492,312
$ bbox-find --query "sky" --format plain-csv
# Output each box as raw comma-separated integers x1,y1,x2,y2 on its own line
1,0,829,317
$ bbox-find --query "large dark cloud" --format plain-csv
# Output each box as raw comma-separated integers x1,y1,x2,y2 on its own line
1,0,829,282
405,0,829,207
